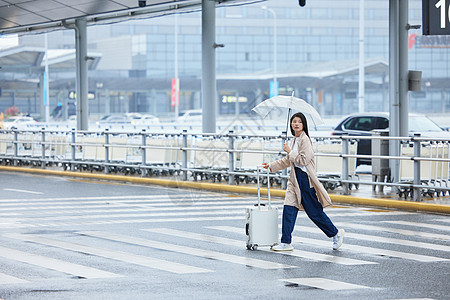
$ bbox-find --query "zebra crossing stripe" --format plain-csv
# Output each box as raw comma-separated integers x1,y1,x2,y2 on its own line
280,277,370,290
0,216,244,229
0,204,280,216
33,209,246,221
208,225,448,263
0,244,122,279
0,272,29,284
3,188,43,194
0,194,235,204
434,218,450,223
144,227,376,266
293,225,450,253
382,221,450,232
77,230,296,270
290,235,448,262
5,233,211,274
0,201,267,212
339,222,450,241
0,193,220,202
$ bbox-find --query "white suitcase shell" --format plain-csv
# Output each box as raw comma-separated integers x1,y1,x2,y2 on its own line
245,167,279,250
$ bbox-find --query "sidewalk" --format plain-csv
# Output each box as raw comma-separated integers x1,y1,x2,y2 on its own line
1,165,449,214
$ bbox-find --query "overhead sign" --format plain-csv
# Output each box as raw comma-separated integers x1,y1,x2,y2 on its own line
423,0,450,35
68,91,95,100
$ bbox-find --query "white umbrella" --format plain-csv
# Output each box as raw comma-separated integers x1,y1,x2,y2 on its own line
252,94,324,133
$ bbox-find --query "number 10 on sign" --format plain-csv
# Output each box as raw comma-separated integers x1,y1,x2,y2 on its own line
435,0,450,28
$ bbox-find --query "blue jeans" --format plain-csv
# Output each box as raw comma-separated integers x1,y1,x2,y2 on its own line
281,167,338,244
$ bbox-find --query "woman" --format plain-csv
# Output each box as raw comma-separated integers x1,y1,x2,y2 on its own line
262,112,344,251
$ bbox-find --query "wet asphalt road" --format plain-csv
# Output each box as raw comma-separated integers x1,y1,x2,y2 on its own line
0,172,449,300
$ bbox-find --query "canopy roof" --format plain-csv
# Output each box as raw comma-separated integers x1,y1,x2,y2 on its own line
0,0,251,35
0,46,101,71
217,57,389,80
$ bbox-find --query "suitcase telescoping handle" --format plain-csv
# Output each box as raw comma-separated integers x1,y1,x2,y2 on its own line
256,165,271,208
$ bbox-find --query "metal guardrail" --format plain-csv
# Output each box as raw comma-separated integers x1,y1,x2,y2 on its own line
0,128,449,201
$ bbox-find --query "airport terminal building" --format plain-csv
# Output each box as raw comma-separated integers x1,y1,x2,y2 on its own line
0,0,448,120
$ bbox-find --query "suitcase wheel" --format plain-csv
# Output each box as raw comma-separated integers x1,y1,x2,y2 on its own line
246,244,258,251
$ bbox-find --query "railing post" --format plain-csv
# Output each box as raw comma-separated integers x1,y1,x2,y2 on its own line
71,129,76,171
182,130,188,181
41,128,46,168
13,130,18,166
341,133,349,195
281,131,287,190
104,129,110,174
141,129,147,177
228,130,234,185
413,133,421,201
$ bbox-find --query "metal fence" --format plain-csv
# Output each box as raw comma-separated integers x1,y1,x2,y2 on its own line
1,128,449,202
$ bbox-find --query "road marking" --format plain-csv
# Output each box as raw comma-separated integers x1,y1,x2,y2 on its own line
0,272,29,284
3,188,43,195
293,225,450,253
32,209,246,221
78,230,296,270
280,277,370,290
339,222,450,241
204,226,376,265
290,235,448,262
5,233,211,274
0,194,233,203
0,244,121,279
0,204,278,215
208,225,448,262
0,216,244,229
382,220,450,232
434,218,450,223
391,298,436,300
0,200,262,210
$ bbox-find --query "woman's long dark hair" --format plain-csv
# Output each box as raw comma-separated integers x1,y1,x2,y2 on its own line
290,112,309,138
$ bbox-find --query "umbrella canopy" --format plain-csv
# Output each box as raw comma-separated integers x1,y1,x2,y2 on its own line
252,95,324,132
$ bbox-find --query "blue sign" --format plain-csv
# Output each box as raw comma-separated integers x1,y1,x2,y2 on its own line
269,80,279,98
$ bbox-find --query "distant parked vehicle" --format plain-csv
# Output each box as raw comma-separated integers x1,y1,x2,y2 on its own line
176,109,202,123
2,116,37,130
332,112,450,165
133,114,160,125
96,114,132,125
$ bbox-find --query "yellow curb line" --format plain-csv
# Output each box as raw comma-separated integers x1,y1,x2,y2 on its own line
1,165,449,214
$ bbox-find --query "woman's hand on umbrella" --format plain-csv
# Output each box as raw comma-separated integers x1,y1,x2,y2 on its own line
283,143,291,153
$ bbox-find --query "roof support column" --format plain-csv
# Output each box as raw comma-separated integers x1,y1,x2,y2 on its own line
389,0,409,185
74,18,89,130
201,0,216,133
389,0,400,185
399,0,409,137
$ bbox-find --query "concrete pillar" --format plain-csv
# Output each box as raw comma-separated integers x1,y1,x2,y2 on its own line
399,0,409,137
389,0,400,185
75,18,89,130
201,0,217,133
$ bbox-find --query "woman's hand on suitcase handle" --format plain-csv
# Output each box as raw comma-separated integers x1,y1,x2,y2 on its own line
262,163,270,171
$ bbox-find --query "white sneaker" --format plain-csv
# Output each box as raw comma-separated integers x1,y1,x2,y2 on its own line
271,243,294,251
332,229,345,250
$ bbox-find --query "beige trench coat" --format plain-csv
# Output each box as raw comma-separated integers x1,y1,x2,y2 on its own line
269,131,332,210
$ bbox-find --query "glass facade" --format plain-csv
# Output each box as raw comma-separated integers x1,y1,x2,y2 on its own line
0,0,449,119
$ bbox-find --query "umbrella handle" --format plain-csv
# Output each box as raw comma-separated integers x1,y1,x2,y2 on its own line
285,107,291,137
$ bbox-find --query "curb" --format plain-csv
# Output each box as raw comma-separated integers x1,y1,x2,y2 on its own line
1,166,449,215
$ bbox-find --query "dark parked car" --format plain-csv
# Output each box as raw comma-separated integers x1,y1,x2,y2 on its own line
332,112,449,166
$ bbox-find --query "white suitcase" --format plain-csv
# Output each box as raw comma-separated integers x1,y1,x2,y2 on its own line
245,166,279,250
